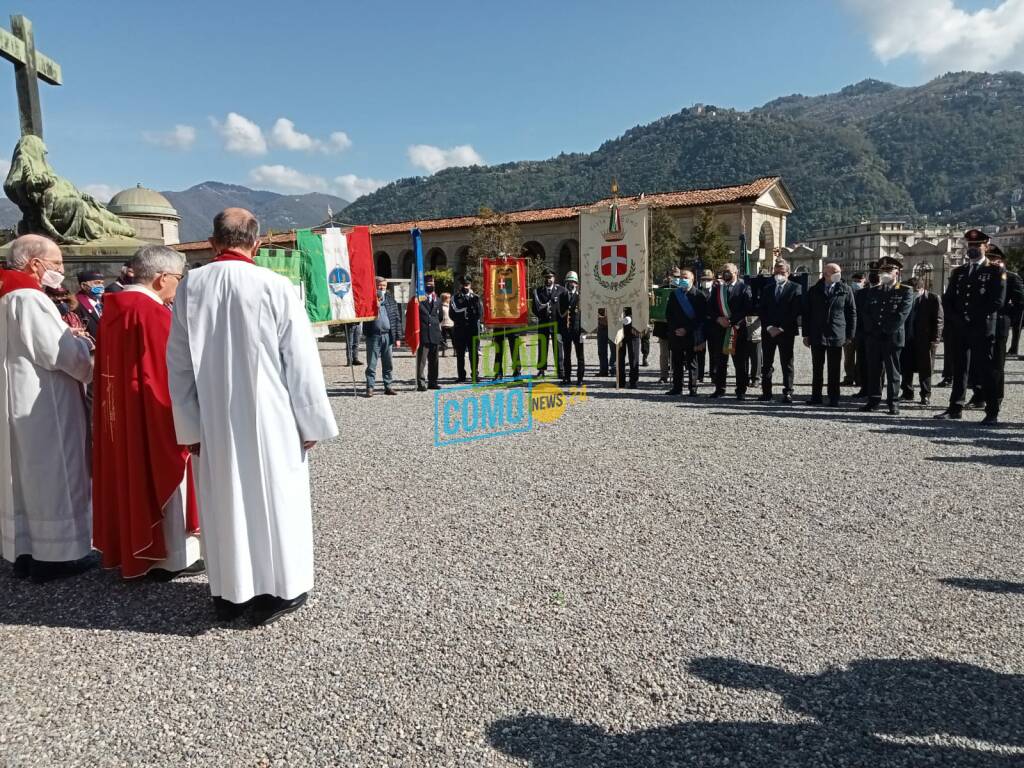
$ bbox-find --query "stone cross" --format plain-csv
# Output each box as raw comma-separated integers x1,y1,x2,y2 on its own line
0,15,62,139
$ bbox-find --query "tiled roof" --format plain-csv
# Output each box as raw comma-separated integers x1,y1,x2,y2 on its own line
174,177,782,251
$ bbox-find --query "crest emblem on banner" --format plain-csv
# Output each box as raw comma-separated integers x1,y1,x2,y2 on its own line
593,203,637,290
329,266,352,298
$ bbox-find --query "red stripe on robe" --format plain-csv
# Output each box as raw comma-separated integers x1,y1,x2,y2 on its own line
0,269,43,297
92,291,199,578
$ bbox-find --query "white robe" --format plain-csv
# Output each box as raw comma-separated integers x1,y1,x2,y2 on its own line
167,261,338,602
0,288,94,562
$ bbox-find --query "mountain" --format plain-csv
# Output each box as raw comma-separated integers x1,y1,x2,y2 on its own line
0,183,350,242
341,71,1024,242
163,182,349,242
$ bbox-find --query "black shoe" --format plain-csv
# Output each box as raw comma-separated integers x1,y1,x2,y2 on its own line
665,389,682,396
981,413,1000,425
428,384,442,390
852,390,867,399
805,398,823,406
149,559,206,582
826,398,839,407
901,391,914,402
757,393,772,402
12,554,33,579
29,553,97,584
641,357,649,367
709,390,725,398
351,359,363,366
782,394,794,404
213,596,251,622
965,398,986,410
454,377,467,384
249,593,309,627
417,385,427,392
598,370,609,377
736,392,746,401
888,403,899,415
859,401,879,412
365,388,375,398
688,390,699,397
933,410,962,420
920,396,930,406
935,379,950,388
384,387,398,395
841,378,855,386
658,377,668,384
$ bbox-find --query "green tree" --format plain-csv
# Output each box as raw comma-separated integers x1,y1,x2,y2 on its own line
1005,246,1024,275
467,207,523,279
649,207,682,282
425,268,454,295
679,208,730,275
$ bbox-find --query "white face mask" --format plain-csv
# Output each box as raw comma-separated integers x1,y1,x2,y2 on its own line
917,288,926,296
829,273,842,284
878,273,895,285
774,274,787,284
41,269,65,289
701,281,712,290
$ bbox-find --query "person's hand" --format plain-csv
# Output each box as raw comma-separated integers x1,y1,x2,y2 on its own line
395,340,402,348
716,317,730,328
769,327,782,338
847,338,855,346
696,343,706,351
802,338,811,348
303,440,317,451
188,443,201,456
674,328,687,337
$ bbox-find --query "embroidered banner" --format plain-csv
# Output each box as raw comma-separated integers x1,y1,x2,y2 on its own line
482,257,528,326
580,202,650,333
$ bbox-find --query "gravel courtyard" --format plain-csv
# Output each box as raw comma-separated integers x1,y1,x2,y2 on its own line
1,340,1022,767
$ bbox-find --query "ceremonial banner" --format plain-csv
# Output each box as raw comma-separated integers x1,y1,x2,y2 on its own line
580,202,650,332
650,287,673,323
256,248,302,298
295,226,378,324
404,228,425,352
482,257,528,326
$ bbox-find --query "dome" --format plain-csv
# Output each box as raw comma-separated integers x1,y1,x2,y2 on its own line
107,184,180,219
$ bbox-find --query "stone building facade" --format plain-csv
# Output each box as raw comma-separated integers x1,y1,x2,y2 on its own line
801,219,962,275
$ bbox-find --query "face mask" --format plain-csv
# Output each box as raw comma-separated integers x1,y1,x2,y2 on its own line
671,277,683,287
968,248,982,261
462,286,470,293
829,273,842,284
89,285,105,298
568,284,578,293
774,274,787,285
878,273,895,285
679,279,691,290
376,289,385,300
56,301,69,315
722,273,734,283
917,288,926,296
701,281,712,290
41,269,64,289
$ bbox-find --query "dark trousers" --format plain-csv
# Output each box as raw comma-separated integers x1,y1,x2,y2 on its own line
560,331,584,384
761,333,795,395
536,325,561,375
990,332,1009,407
616,335,640,387
452,330,478,382
416,343,439,387
710,328,749,394
747,340,762,383
866,336,902,404
810,344,843,402
900,340,936,399
640,331,651,362
493,332,521,379
345,323,362,363
855,335,868,389
948,331,998,415
597,325,616,375
941,336,953,380
697,344,708,381
843,341,857,383
670,338,698,393
1010,310,1022,355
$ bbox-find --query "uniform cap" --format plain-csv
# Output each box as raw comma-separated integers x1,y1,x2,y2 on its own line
542,268,555,277
701,269,715,280
876,255,903,269
565,271,579,283
986,244,1005,259
964,228,990,244
77,270,104,283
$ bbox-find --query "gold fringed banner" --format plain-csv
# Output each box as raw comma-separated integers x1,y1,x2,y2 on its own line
483,257,528,326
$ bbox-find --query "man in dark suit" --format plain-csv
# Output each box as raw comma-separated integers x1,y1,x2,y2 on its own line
532,268,564,378
860,261,914,415
73,269,105,340
852,269,875,397
416,276,443,391
706,263,752,400
557,271,584,386
450,273,483,383
803,263,857,407
899,276,943,405
983,245,1022,417
664,269,708,397
757,259,803,404
362,276,401,397
936,230,1007,423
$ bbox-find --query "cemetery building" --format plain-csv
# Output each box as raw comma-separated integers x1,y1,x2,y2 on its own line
173,177,795,279
105,184,181,245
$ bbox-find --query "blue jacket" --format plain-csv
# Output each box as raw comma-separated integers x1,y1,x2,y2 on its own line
363,292,401,344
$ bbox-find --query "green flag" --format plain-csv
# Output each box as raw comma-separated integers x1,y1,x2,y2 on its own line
650,287,674,322
296,228,331,323
255,248,302,286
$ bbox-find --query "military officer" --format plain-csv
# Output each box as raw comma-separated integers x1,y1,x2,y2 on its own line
935,230,1007,424
557,271,584,386
531,267,564,377
450,273,484,383
859,259,914,415
979,244,1022,418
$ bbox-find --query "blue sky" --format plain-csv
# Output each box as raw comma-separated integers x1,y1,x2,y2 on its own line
1,0,1020,202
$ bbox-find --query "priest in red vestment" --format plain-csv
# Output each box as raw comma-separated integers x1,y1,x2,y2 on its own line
92,245,203,580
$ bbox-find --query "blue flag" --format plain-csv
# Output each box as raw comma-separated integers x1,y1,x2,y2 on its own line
412,228,426,298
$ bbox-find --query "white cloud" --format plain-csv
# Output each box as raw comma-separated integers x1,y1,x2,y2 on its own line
843,0,1024,71
270,118,352,154
407,144,484,174
249,164,328,193
142,124,196,151
83,184,117,203
333,174,387,200
212,112,267,155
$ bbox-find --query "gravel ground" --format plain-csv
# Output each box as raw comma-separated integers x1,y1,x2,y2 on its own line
1,338,1022,767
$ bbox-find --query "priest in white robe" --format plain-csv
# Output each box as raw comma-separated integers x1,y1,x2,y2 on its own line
0,235,95,582
167,208,338,626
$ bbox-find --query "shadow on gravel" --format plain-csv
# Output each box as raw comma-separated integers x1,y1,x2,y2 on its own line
0,567,223,636
940,577,1024,595
487,657,1024,767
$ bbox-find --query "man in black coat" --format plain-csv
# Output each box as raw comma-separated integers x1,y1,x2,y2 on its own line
416,276,443,391
899,276,943,405
983,246,1022,416
557,271,584,385
664,269,708,397
757,259,803,404
706,263,752,400
531,268,564,378
450,273,483,383
935,230,1007,423
860,261,914,415
803,263,856,407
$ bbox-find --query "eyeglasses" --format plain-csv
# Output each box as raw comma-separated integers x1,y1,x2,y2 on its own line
162,272,184,280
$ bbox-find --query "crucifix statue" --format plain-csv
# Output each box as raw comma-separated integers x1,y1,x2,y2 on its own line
0,14,62,138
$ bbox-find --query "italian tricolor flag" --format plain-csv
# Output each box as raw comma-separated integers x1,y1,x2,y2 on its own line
296,226,377,323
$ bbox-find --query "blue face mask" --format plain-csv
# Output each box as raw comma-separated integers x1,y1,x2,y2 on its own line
89,285,105,298
678,279,691,290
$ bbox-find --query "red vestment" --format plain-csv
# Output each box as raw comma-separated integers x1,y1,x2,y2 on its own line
92,290,199,578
